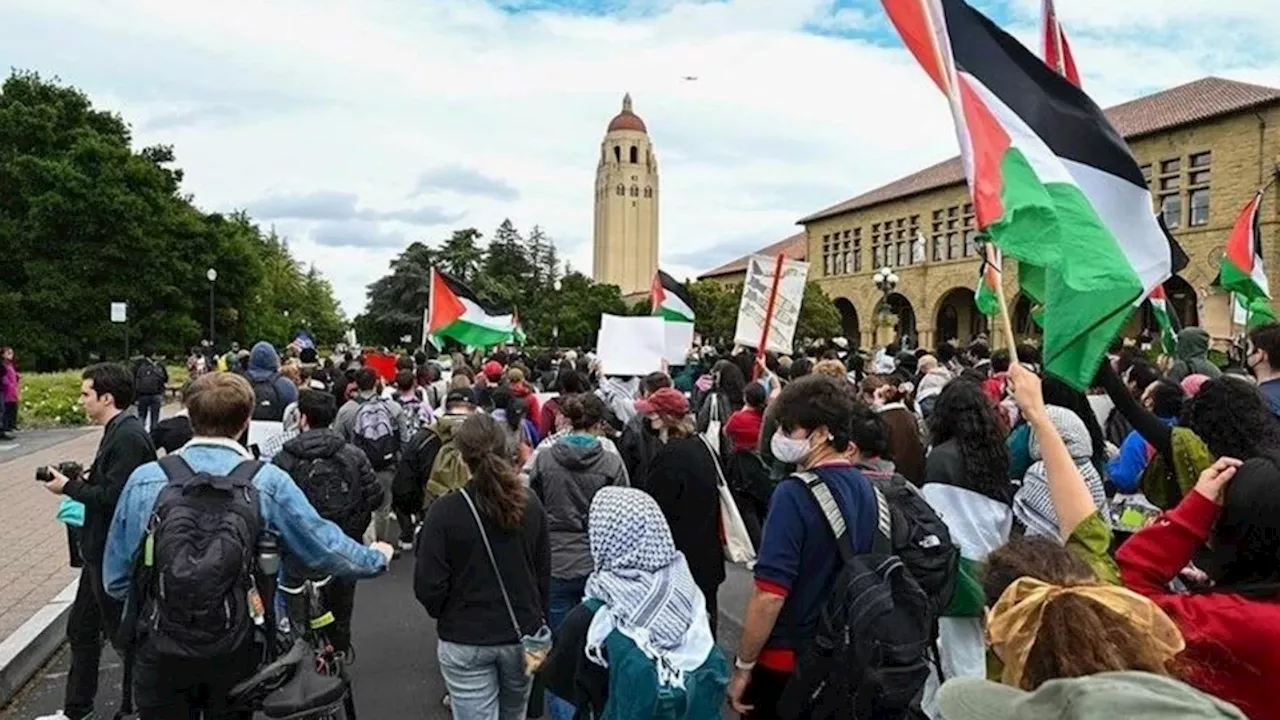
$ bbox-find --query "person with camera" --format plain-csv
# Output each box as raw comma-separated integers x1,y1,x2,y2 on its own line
103,372,393,719
37,363,156,720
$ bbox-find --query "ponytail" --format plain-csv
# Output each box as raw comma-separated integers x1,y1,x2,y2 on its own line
454,414,526,531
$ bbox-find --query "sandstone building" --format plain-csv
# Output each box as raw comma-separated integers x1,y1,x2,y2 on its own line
703,77,1280,350
593,93,659,297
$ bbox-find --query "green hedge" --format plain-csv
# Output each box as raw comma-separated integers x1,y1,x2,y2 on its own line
17,365,188,429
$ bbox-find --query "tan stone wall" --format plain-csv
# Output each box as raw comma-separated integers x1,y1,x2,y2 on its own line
805,104,1280,351
593,128,659,296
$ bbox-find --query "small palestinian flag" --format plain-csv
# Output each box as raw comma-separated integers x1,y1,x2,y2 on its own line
1219,190,1269,304
1148,285,1177,355
1041,0,1080,87
1236,294,1277,330
427,267,517,349
883,0,1175,389
975,244,1001,316
512,309,528,346
651,270,696,323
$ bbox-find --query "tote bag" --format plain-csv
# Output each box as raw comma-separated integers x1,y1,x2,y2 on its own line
698,436,756,564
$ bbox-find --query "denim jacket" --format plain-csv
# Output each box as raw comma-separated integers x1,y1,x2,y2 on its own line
104,437,387,602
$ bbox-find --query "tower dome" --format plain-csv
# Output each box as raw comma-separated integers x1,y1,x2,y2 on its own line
606,92,647,134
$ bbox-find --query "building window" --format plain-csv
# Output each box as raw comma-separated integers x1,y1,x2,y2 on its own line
1190,151,1211,168
964,230,979,257
933,235,944,262
643,187,652,198
853,230,863,272
948,232,962,259
896,241,907,266
1160,158,1180,174
1139,164,1152,185
630,186,639,197
1160,193,1181,229
1189,188,1210,227
614,146,621,163
629,146,638,163
1159,176,1180,191
615,184,624,195
874,246,884,267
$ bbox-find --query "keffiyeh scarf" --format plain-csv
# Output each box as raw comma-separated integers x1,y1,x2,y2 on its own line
584,487,713,687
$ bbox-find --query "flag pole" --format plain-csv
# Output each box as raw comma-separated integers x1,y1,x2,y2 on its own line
916,0,1021,363
755,253,787,381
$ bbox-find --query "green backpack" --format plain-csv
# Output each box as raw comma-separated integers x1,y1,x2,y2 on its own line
424,431,469,507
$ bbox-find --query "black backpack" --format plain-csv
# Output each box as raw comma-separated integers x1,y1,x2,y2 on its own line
136,361,165,396
293,452,366,537
252,375,285,421
870,473,960,616
777,473,937,720
136,456,264,660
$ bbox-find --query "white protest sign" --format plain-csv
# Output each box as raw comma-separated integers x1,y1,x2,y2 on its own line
110,302,128,324
596,314,666,376
664,321,695,365
733,255,810,354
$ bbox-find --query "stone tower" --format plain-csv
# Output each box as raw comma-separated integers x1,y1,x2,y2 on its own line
593,93,659,296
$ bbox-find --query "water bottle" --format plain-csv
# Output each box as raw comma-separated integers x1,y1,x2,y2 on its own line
257,532,280,576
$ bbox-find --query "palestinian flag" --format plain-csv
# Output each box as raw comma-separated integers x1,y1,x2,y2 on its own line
427,267,517,348
651,270,695,323
883,0,1175,389
512,309,528,346
1041,0,1080,87
975,244,1001,316
1148,285,1177,355
1219,190,1269,303
1236,294,1277,330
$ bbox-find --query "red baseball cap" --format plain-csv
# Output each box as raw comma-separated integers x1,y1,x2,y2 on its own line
634,387,690,418
483,360,504,381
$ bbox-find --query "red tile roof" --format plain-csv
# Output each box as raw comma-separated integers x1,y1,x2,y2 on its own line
798,77,1280,224
698,231,807,280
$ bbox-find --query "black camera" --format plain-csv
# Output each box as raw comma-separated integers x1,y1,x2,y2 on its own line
35,461,84,483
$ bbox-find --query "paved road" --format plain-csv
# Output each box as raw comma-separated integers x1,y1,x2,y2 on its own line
2,556,753,719
0,428,95,463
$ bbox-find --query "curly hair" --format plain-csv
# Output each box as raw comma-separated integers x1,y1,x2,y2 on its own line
1183,376,1280,460
928,378,1011,502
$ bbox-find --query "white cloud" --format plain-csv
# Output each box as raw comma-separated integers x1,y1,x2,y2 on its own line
1,0,1277,315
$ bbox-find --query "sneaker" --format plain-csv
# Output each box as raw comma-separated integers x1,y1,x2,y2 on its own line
442,694,451,708
398,538,414,551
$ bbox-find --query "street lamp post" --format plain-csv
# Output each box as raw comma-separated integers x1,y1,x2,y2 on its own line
552,279,563,348
206,268,218,348
873,266,900,347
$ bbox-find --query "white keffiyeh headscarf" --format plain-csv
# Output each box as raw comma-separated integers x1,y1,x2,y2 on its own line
583,487,714,687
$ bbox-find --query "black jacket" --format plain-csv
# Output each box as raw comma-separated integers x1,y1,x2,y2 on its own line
415,487,550,646
618,414,661,492
150,414,193,455
273,428,384,540
64,413,155,564
644,437,727,593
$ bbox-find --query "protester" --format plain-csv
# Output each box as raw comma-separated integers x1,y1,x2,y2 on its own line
727,375,875,719
1167,327,1222,382
637,387,725,633
245,341,298,422
414,414,550,720
723,380,766,454
1014,405,1109,540
273,388,386,657
1247,322,1280,418
133,351,168,432
391,388,479,550
102,372,391,719
541,487,728,718
1,346,19,439
616,371,670,490
37,364,156,720
336,367,408,547
874,379,928,486
1117,456,1280,720
1107,378,1183,494
149,380,195,455
695,360,746,437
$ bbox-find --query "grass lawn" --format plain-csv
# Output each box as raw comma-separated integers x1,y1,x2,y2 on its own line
17,365,188,428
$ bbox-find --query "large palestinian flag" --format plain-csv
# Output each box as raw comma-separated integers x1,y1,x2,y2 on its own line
1041,0,1079,87
1220,190,1269,303
427,267,517,348
651,270,696,323
883,0,1174,389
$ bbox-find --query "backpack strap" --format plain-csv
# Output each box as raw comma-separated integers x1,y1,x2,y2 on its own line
796,471,893,563
158,454,196,484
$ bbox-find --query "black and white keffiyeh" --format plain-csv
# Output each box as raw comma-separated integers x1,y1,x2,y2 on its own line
584,487,712,685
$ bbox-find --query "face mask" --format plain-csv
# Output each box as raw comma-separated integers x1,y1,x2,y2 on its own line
771,431,812,465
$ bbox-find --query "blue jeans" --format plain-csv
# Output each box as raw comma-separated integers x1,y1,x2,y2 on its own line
547,577,588,720
437,640,531,720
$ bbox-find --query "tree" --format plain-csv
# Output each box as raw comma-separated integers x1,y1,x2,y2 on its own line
357,241,437,348
686,280,740,347
477,219,533,310
0,71,349,369
796,281,842,344
437,228,484,283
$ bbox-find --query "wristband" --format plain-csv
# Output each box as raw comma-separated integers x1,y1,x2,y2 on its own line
734,656,757,671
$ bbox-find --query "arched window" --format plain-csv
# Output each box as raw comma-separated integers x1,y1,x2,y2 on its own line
629,146,638,163
613,146,621,163
616,184,624,196
644,187,652,198
630,185,640,197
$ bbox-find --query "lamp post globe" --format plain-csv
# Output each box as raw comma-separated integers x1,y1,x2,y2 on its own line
554,279,563,292
206,268,218,283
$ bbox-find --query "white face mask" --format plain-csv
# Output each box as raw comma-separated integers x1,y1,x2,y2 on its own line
771,431,812,465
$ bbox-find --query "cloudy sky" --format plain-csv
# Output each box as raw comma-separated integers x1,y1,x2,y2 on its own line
3,0,1278,316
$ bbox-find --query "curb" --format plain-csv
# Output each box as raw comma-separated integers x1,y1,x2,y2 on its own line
0,577,78,708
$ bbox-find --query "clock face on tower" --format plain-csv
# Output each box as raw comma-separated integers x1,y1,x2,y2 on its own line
593,93,659,298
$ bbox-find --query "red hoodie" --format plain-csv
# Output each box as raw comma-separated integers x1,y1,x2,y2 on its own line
1117,490,1280,720
509,381,541,431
